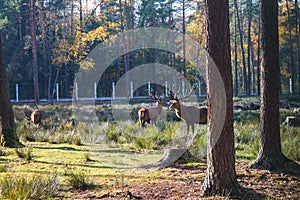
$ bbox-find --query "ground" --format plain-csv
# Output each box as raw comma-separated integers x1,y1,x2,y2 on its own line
70,161,300,200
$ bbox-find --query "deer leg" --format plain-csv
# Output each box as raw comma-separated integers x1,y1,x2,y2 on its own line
191,124,195,134
152,118,157,126
186,123,190,134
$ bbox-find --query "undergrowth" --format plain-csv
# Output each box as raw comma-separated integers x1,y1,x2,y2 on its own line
0,173,60,199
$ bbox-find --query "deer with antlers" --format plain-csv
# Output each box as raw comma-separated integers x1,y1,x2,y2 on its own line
24,104,43,127
138,94,169,127
168,87,207,133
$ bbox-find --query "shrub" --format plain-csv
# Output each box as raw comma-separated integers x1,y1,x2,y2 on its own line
15,147,33,161
106,123,121,144
66,170,93,190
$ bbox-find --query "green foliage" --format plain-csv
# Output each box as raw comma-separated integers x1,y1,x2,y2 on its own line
0,173,60,199
15,147,33,161
280,124,300,161
66,170,93,190
106,123,121,144
83,152,92,163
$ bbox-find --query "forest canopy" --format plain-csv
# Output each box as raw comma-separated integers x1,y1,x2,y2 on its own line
0,0,299,101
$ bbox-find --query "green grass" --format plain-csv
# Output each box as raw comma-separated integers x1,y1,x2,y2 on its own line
1,103,298,198
66,169,94,190
0,173,59,199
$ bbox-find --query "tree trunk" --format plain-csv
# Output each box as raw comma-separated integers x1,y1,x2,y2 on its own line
182,0,187,78
295,0,300,95
29,0,39,102
257,5,261,95
251,0,300,175
234,3,238,96
234,0,248,95
286,0,295,94
247,0,253,95
0,38,21,147
201,0,240,196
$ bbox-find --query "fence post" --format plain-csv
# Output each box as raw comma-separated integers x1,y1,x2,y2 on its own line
16,84,19,102
130,81,133,98
290,78,293,94
112,82,115,99
165,81,168,96
198,80,201,96
75,83,78,100
181,80,185,96
56,83,59,101
148,81,151,96
94,82,97,100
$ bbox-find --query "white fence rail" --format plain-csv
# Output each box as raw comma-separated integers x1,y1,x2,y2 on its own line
11,80,207,103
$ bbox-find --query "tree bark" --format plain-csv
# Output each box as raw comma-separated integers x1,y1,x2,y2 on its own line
234,0,248,96
201,0,240,196
285,0,295,94
29,0,40,102
233,3,238,96
295,0,300,95
251,0,300,175
247,0,253,95
0,37,21,147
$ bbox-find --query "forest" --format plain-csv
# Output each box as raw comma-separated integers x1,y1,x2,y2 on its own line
0,0,300,199
0,0,300,101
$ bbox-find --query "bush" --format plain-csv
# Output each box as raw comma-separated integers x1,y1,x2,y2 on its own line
66,170,93,190
15,147,33,161
0,174,60,199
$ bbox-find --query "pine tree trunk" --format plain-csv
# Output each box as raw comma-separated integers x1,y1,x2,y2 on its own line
247,0,253,95
0,38,21,147
29,0,39,102
295,0,300,95
201,0,240,196
251,0,300,175
234,4,238,96
257,6,261,95
234,0,248,95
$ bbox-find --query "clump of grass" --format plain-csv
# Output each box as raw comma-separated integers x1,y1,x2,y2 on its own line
66,170,94,190
0,164,8,172
15,147,33,161
83,152,92,163
234,122,259,159
0,173,60,199
106,123,121,144
0,148,5,156
280,125,300,161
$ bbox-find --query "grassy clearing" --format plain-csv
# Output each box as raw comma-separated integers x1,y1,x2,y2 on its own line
0,102,298,198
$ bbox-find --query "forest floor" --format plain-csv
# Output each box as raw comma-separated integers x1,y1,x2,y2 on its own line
70,160,300,200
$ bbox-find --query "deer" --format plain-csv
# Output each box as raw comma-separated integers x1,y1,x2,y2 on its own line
23,104,43,127
168,87,207,133
138,94,169,127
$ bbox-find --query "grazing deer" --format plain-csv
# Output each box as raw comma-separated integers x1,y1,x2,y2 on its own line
138,94,169,127
65,118,76,129
23,104,43,127
169,88,207,133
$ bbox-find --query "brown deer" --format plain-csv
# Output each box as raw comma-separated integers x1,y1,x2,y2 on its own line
138,94,169,127
65,118,76,129
169,88,207,133
24,104,43,127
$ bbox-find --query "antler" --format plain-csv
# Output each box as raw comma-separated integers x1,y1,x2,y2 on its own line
23,106,31,121
169,84,196,100
34,103,39,110
178,85,196,100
